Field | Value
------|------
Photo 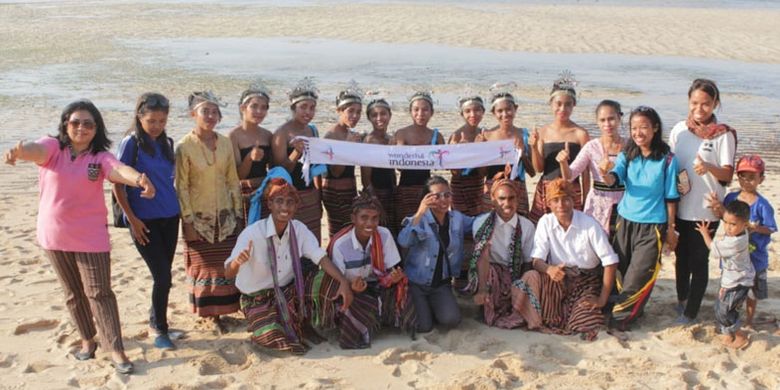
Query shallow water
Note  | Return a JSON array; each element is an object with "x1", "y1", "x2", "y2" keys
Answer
[{"x1": 1, "y1": 35, "x2": 779, "y2": 164}]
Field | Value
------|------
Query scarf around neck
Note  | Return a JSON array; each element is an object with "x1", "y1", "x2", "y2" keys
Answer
[{"x1": 463, "y1": 211, "x2": 524, "y2": 294}]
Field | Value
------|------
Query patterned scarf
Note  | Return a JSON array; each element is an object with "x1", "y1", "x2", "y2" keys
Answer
[
  {"x1": 463, "y1": 211, "x2": 524, "y2": 293},
  {"x1": 266, "y1": 222, "x2": 306, "y2": 342},
  {"x1": 327, "y1": 225, "x2": 409, "y2": 316},
  {"x1": 686, "y1": 114, "x2": 738, "y2": 149}
]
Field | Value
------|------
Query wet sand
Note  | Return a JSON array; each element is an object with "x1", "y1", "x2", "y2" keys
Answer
[{"x1": 1, "y1": 1, "x2": 780, "y2": 389}]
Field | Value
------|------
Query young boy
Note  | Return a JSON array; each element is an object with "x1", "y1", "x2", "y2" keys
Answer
[
  {"x1": 717, "y1": 155, "x2": 777, "y2": 329},
  {"x1": 696, "y1": 200, "x2": 754, "y2": 349}
]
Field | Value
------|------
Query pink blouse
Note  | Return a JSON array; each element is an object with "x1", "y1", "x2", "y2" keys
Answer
[
  {"x1": 36, "y1": 137, "x2": 121, "y2": 252},
  {"x1": 567, "y1": 138, "x2": 624, "y2": 232}
]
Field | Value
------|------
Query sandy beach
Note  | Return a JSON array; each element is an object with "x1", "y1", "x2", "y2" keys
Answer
[{"x1": 1, "y1": 1, "x2": 780, "y2": 389}]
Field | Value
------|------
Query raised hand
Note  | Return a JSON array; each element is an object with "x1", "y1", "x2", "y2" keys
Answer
[
  {"x1": 4, "y1": 140, "x2": 23, "y2": 166},
  {"x1": 233, "y1": 240, "x2": 254, "y2": 266},
  {"x1": 249, "y1": 141, "x2": 264, "y2": 161},
  {"x1": 556, "y1": 141, "x2": 570, "y2": 164}
]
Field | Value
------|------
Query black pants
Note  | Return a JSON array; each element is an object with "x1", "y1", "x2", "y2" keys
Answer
[
  {"x1": 675, "y1": 218, "x2": 719, "y2": 319},
  {"x1": 133, "y1": 215, "x2": 180, "y2": 334}
]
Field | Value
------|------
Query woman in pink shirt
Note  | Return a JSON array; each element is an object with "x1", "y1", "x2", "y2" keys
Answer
[{"x1": 4, "y1": 100, "x2": 155, "y2": 375}]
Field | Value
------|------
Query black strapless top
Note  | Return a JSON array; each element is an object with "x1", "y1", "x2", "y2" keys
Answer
[
  {"x1": 371, "y1": 167, "x2": 396, "y2": 189},
  {"x1": 326, "y1": 165, "x2": 355, "y2": 179},
  {"x1": 238, "y1": 145, "x2": 271, "y2": 180},
  {"x1": 542, "y1": 142, "x2": 581, "y2": 180}
]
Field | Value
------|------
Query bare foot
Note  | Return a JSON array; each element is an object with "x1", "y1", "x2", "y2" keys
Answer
[
  {"x1": 729, "y1": 330, "x2": 750, "y2": 349},
  {"x1": 719, "y1": 334, "x2": 735, "y2": 347}
]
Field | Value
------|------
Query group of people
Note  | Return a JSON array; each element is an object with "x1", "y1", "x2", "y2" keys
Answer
[{"x1": 4, "y1": 75, "x2": 776, "y2": 374}]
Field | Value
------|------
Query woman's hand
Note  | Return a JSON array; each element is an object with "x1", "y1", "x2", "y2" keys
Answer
[
  {"x1": 128, "y1": 216, "x2": 150, "y2": 246},
  {"x1": 4, "y1": 140, "x2": 23, "y2": 165},
  {"x1": 528, "y1": 127, "x2": 540, "y2": 149},
  {"x1": 182, "y1": 222, "x2": 202, "y2": 242},
  {"x1": 555, "y1": 142, "x2": 570, "y2": 164},
  {"x1": 137, "y1": 173, "x2": 156, "y2": 199},
  {"x1": 693, "y1": 154, "x2": 708, "y2": 176},
  {"x1": 249, "y1": 141, "x2": 265, "y2": 161},
  {"x1": 347, "y1": 131, "x2": 364, "y2": 143}
]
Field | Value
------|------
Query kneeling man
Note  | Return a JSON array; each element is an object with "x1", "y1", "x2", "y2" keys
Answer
[{"x1": 512, "y1": 178, "x2": 618, "y2": 339}]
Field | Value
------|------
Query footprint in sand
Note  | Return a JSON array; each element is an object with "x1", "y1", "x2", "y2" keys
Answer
[
  {"x1": 0, "y1": 353, "x2": 17, "y2": 368},
  {"x1": 14, "y1": 319, "x2": 59, "y2": 335},
  {"x1": 192, "y1": 346, "x2": 252, "y2": 376},
  {"x1": 22, "y1": 360, "x2": 55, "y2": 373}
]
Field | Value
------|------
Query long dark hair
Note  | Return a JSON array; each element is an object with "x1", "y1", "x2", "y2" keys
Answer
[
  {"x1": 623, "y1": 106, "x2": 669, "y2": 161},
  {"x1": 55, "y1": 99, "x2": 111, "y2": 154},
  {"x1": 127, "y1": 93, "x2": 174, "y2": 162}
]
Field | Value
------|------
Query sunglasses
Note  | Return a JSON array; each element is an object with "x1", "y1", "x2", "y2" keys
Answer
[{"x1": 67, "y1": 119, "x2": 96, "y2": 130}]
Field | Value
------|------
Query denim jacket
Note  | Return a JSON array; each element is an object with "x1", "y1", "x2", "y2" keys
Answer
[{"x1": 397, "y1": 209, "x2": 474, "y2": 286}]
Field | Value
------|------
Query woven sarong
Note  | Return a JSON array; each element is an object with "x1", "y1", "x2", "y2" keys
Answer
[
  {"x1": 372, "y1": 187, "x2": 397, "y2": 235},
  {"x1": 451, "y1": 173, "x2": 485, "y2": 217},
  {"x1": 321, "y1": 177, "x2": 357, "y2": 239},
  {"x1": 512, "y1": 267, "x2": 604, "y2": 340},
  {"x1": 240, "y1": 284, "x2": 308, "y2": 354},
  {"x1": 484, "y1": 263, "x2": 526, "y2": 329},
  {"x1": 296, "y1": 187, "x2": 323, "y2": 244},
  {"x1": 184, "y1": 235, "x2": 240, "y2": 317},
  {"x1": 394, "y1": 184, "x2": 425, "y2": 228}
]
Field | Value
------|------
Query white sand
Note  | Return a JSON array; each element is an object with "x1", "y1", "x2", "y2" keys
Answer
[{"x1": 1, "y1": 2, "x2": 780, "y2": 389}]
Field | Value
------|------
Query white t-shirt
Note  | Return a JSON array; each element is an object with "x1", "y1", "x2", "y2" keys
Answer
[
  {"x1": 225, "y1": 218, "x2": 326, "y2": 294},
  {"x1": 669, "y1": 121, "x2": 736, "y2": 221},
  {"x1": 531, "y1": 210, "x2": 619, "y2": 269},
  {"x1": 713, "y1": 234, "x2": 754, "y2": 289},
  {"x1": 330, "y1": 226, "x2": 401, "y2": 281},
  {"x1": 472, "y1": 213, "x2": 535, "y2": 265}
]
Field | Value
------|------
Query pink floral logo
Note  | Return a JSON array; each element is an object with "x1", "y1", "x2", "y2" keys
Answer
[
  {"x1": 322, "y1": 146, "x2": 335, "y2": 161},
  {"x1": 429, "y1": 149, "x2": 450, "y2": 167},
  {"x1": 499, "y1": 145, "x2": 512, "y2": 160}
]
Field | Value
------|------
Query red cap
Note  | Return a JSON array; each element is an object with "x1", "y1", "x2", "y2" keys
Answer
[{"x1": 736, "y1": 154, "x2": 765, "y2": 175}]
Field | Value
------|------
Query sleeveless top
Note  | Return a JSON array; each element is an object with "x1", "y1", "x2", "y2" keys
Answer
[
  {"x1": 485, "y1": 127, "x2": 530, "y2": 182},
  {"x1": 238, "y1": 145, "x2": 272, "y2": 179},
  {"x1": 543, "y1": 141, "x2": 581, "y2": 180},
  {"x1": 399, "y1": 128, "x2": 439, "y2": 186}
]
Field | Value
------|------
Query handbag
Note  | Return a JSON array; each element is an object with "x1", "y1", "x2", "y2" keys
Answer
[{"x1": 111, "y1": 136, "x2": 139, "y2": 228}]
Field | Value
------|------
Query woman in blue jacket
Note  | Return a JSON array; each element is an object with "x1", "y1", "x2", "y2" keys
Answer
[{"x1": 398, "y1": 176, "x2": 474, "y2": 333}]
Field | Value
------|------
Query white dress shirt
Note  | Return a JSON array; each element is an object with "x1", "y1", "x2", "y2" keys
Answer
[
  {"x1": 225, "y1": 217, "x2": 326, "y2": 294},
  {"x1": 531, "y1": 210, "x2": 619, "y2": 269},
  {"x1": 472, "y1": 213, "x2": 535, "y2": 266}
]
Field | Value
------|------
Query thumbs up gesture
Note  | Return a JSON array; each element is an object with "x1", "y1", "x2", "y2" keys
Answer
[
  {"x1": 249, "y1": 140, "x2": 264, "y2": 161},
  {"x1": 556, "y1": 141, "x2": 570, "y2": 164},
  {"x1": 693, "y1": 153, "x2": 708, "y2": 176},
  {"x1": 529, "y1": 127, "x2": 540, "y2": 148}
]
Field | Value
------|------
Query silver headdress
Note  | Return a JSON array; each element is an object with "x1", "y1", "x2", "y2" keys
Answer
[
  {"x1": 288, "y1": 76, "x2": 319, "y2": 106},
  {"x1": 488, "y1": 82, "x2": 518, "y2": 109},
  {"x1": 365, "y1": 90, "x2": 391, "y2": 113},
  {"x1": 240, "y1": 80, "x2": 271, "y2": 105},
  {"x1": 336, "y1": 80, "x2": 364, "y2": 109},
  {"x1": 189, "y1": 90, "x2": 227, "y2": 113},
  {"x1": 550, "y1": 70, "x2": 578, "y2": 102},
  {"x1": 457, "y1": 88, "x2": 484, "y2": 111},
  {"x1": 408, "y1": 89, "x2": 435, "y2": 111}
]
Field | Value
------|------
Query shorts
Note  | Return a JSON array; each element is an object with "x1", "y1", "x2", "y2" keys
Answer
[{"x1": 748, "y1": 269, "x2": 768, "y2": 300}]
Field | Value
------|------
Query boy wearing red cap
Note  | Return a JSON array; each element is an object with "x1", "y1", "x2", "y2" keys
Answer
[{"x1": 713, "y1": 154, "x2": 776, "y2": 329}]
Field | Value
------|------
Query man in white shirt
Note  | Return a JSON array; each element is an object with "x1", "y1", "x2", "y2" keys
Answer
[
  {"x1": 327, "y1": 192, "x2": 413, "y2": 349},
  {"x1": 511, "y1": 178, "x2": 618, "y2": 339},
  {"x1": 469, "y1": 178, "x2": 535, "y2": 329},
  {"x1": 224, "y1": 178, "x2": 352, "y2": 355}
]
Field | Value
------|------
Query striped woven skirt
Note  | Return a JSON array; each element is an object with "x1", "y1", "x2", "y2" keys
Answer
[
  {"x1": 483, "y1": 263, "x2": 526, "y2": 329},
  {"x1": 394, "y1": 184, "x2": 425, "y2": 228},
  {"x1": 240, "y1": 284, "x2": 309, "y2": 354},
  {"x1": 451, "y1": 173, "x2": 485, "y2": 217},
  {"x1": 322, "y1": 177, "x2": 358, "y2": 240},
  {"x1": 295, "y1": 187, "x2": 323, "y2": 244},
  {"x1": 482, "y1": 179, "x2": 530, "y2": 217},
  {"x1": 184, "y1": 235, "x2": 241, "y2": 317},
  {"x1": 372, "y1": 187, "x2": 397, "y2": 235},
  {"x1": 512, "y1": 267, "x2": 604, "y2": 340},
  {"x1": 528, "y1": 178, "x2": 583, "y2": 224}
]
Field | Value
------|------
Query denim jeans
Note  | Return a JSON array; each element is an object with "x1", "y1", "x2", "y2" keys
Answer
[{"x1": 409, "y1": 282, "x2": 461, "y2": 333}]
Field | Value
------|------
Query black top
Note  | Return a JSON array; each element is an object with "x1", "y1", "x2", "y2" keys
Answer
[
  {"x1": 238, "y1": 145, "x2": 271, "y2": 180},
  {"x1": 326, "y1": 165, "x2": 355, "y2": 179},
  {"x1": 287, "y1": 146, "x2": 309, "y2": 190},
  {"x1": 399, "y1": 169, "x2": 430, "y2": 186},
  {"x1": 542, "y1": 142, "x2": 581, "y2": 180},
  {"x1": 430, "y1": 213, "x2": 450, "y2": 287},
  {"x1": 371, "y1": 167, "x2": 396, "y2": 189}
]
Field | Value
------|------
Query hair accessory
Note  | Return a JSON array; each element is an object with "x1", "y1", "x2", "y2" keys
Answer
[
  {"x1": 336, "y1": 80, "x2": 364, "y2": 109},
  {"x1": 457, "y1": 87, "x2": 484, "y2": 111},
  {"x1": 489, "y1": 82, "x2": 518, "y2": 108},
  {"x1": 190, "y1": 90, "x2": 227, "y2": 112},
  {"x1": 241, "y1": 80, "x2": 271, "y2": 105},
  {"x1": 408, "y1": 89, "x2": 435, "y2": 110},
  {"x1": 553, "y1": 70, "x2": 578, "y2": 91},
  {"x1": 365, "y1": 90, "x2": 391, "y2": 112},
  {"x1": 288, "y1": 76, "x2": 320, "y2": 106}
]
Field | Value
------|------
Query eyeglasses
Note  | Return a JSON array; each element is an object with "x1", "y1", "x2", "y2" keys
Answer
[
  {"x1": 142, "y1": 95, "x2": 169, "y2": 109},
  {"x1": 67, "y1": 119, "x2": 96, "y2": 130},
  {"x1": 432, "y1": 191, "x2": 452, "y2": 200}
]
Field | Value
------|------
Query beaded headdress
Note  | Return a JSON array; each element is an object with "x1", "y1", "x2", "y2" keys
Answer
[
  {"x1": 489, "y1": 82, "x2": 518, "y2": 109},
  {"x1": 408, "y1": 89, "x2": 435, "y2": 111},
  {"x1": 457, "y1": 88, "x2": 484, "y2": 111},
  {"x1": 288, "y1": 76, "x2": 319, "y2": 106},
  {"x1": 550, "y1": 70, "x2": 578, "y2": 102},
  {"x1": 189, "y1": 90, "x2": 226, "y2": 113},
  {"x1": 240, "y1": 80, "x2": 271, "y2": 105},
  {"x1": 336, "y1": 80, "x2": 364, "y2": 109},
  {"x1": 365, "y1": 89, "x2": 392, "y2": 114}
]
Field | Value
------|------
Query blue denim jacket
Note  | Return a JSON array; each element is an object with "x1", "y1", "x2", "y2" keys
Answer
[{"x1": 397, "y1": 209, "x2": 474, "y2": 286}]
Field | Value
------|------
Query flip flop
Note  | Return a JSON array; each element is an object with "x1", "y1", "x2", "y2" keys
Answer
[{"x1": 73, "y1": 344, "x2": 97, "y2": 361}]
